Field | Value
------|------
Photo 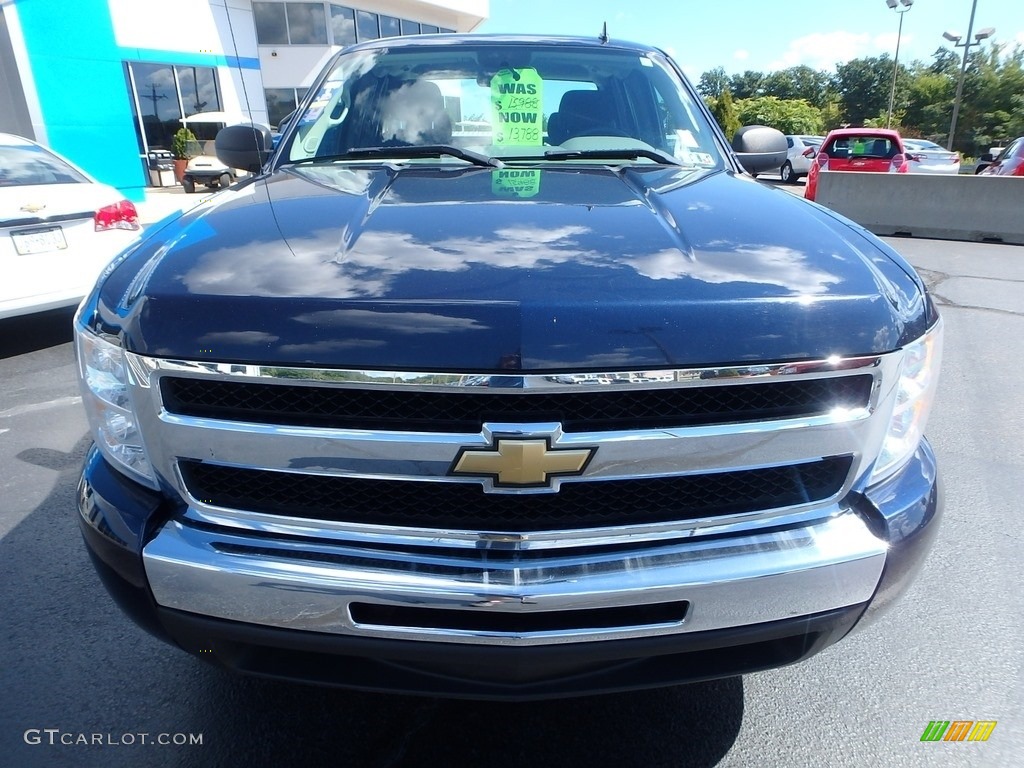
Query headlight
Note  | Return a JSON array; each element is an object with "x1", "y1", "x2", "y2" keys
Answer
[
  {"x1": 870, "y1": 319, "x2": 943, "y2": 484},
  {"x1": 76, "y1": 326, "x2": 158, "y2": 488}
]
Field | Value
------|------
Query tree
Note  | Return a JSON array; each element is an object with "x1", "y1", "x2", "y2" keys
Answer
[
  {"x1": 735, "y1": 96, "x2": 823, "y2": 135},
  {"x1": 763, "y1": 66, "x2": 833, "y2": 105},
  {"x1": 834, "y1": 55, "x2": 895, "y2": 126},
  {"x1": 697, "y1": 67, "x2": 729, "y2": 99},
  {"x1": 709, "y1": 88, "x2": 741, "y2": 140},
  {"x1": 729, "y1": 70, "x2": 766, "y2": 100}
]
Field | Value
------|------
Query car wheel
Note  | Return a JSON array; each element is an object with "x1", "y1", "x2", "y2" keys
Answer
[
  {"x1": 780, "y1": 161, "x2": 794, "y2": 184},
  {"x1": 182, "y1": 178, "x2": 196, "y2": 194},
  {"x1": 219, "y1": 173, "x2": 232, "y2": 188}
]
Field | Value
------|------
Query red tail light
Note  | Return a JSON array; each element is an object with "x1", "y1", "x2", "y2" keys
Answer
[
  {"x1": 95, "y1": 200, "x2": 140, "y2": 232},
  {"x1": 891, "y1": 154, "x2": 905, "y2": 169},
  {"x1": 816, "y1": 153, "x2": 829, "y2": 167}
]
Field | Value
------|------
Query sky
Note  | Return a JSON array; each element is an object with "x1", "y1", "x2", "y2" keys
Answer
[{"x1": 478, "y1": 0, "x2": 1024, "y2": 81}]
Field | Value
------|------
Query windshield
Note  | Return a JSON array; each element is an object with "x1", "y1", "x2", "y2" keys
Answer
[{"x1": 280, "y1": 41, "x2": 725, "y2": 170}]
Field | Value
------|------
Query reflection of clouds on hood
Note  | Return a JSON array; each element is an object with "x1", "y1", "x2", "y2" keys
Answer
[
  {"x1": 295, "y1": 309, "x2": 489, "y2": 334},
  {"x1": 180, "y1": 204, "x2": 841, "y2": 300},
  {"x1": 180, "y1": 225, "x2": 598, "y2": 298},
  {"x1": 626, "y1": 245, "x2": 840, "y2": 294}
]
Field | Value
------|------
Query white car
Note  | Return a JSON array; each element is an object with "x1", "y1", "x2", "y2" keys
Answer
[
  {"x1": 903, "y1": 139, "x2": 961, "y2": 175},
  {"x1": 779, "y1": 135, "x2": 823, "y2": 183},
  {"x1": 1, "y1": 133, "x2": 141, "y2": 320}
]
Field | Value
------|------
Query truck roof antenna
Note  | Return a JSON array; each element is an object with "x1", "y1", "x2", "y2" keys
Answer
[{"x1": 599, "y1": 22, "x2": 608, "y2": 44}]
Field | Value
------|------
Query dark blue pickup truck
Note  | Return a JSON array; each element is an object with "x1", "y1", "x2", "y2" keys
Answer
[{"x1": 74, "y1": 34, "x2": 942, "y2": 699}]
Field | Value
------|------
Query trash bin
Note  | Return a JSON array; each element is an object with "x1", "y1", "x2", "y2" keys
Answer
[{"x1": 147, "y1": 150, "x2": 175, "y2": 187}]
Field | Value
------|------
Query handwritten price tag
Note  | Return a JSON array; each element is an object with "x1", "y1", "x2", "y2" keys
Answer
[{"x1": 491, "y1": 68, "x2": 543, "y2": 146}]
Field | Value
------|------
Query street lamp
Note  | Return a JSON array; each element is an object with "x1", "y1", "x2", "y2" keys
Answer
[
  {"x1": 885, "y1": 0, "x2": 913, "y2": 130},
  {"x1": 943, "y1": 0, "x2": 995, "y2": 150}
]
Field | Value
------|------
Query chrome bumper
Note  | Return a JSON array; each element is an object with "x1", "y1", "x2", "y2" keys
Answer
[{"x1": 143, "y1": 509, "x2": 886, "y2": 647}]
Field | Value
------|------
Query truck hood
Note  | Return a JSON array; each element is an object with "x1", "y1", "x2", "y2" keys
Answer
[{"x1": 96, "y1": 164, "x2": 931, "y2": 370}]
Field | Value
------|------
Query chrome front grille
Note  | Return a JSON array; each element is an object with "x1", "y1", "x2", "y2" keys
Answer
[{"x1": 126, "y1": 354, "x2": 898, "y2": 547}]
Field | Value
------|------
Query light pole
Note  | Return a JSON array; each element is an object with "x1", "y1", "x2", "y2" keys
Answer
[
  {"x1": 943, "y1": 0, "x2": 995, "y2": 150},
  {"x1": 885, "y1": 0, "x2": 913, "y2": 130}
]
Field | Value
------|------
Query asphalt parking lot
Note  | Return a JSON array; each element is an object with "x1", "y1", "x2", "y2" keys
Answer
[{"x1": 0, "y1": 234, "x2": 1020, "y2": 768}]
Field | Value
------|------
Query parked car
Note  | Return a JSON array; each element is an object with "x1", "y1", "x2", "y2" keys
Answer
[
  {"x1": 805, "y1": 128, "x2": 910, "y2": 201},
  {"x1": 73, "y1": 34, "x2": 942, "y2": 700},
  {"x1": 0, "y1": 132, "x2": 140, "y2": 320},
  {"x1": 902, "y1": 139, "x2": 961, "y2": 175},
  {"x1": 979, "y1": 137, "x2": 1024, "y2": 176},
  {"x1": 779, "y1": 134, "x2": 823, "y2": 183}
]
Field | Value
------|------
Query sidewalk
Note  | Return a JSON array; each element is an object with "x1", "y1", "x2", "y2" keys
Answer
[{"x1": 136, "y1": 185, "x2": 204, "y2": 227}]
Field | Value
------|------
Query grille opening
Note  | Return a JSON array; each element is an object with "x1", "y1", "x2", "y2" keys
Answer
[
  {"x1": 161, "y1": 375, "x2": 873, "y2": 433},
  {"x1": 179, "y1": 456, "x2": 852, "y2": 532},
  {"x1": 349, "y1": 601, "x2": 689, "y2": 633}
]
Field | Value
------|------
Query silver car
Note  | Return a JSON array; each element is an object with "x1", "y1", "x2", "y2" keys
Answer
[
  {"x1": 903, "y1": 139, "x2": 961, "y2": 175},
  {"x1": 780, "y1": 135, "x2": 823, "y2": 183}
]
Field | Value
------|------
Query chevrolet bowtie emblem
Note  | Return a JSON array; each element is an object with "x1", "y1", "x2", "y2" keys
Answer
[
  {"x1": 20, "y1": 202, "x2": 46, "y2": 213},
  {"x1": 450, "y1": 437, "x2": 595, "y2": 489}
]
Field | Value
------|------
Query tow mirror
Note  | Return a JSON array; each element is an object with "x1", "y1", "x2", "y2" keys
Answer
[
  {"x1": 216, "y1": 124, "x2": 274, "y2": 174},
  {"x1": 732, "y1": 126, "x2": 788, "y2": 175}
]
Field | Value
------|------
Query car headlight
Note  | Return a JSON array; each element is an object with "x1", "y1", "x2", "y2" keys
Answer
[
  {"x1": 76, "y1": 326, "x2": 158, "y2": 488},
  {"x1": 870, "y1": 319, "x2": 943, "y2": 484}
]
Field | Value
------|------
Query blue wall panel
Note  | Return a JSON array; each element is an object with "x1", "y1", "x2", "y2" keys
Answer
[
  {"x1": 16, "y1": 0, "x2": 147, "y2": 198},
  {"x1": 14, "y1": 1, "x2": 262, "y2": 201}
]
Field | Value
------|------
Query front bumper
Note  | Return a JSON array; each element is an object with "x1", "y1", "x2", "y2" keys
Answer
[{"x1": 77, "y1": 439, "x2": 941, "y2": 698}]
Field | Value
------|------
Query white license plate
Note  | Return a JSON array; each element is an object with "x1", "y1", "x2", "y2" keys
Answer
[{"x1": 11, "y1": 226, "x2": 68, "y2": 255}]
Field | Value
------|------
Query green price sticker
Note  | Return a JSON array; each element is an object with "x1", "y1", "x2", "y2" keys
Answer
[{"x1": 491, "y1": 68, "x2": 543, "y2": 146}]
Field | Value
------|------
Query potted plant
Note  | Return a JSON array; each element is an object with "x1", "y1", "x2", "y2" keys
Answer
[{"x1": 171, "y1": 127, "x2": 198, "y2": 182}]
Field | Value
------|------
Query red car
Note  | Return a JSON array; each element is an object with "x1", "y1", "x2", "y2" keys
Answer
[
  {"x1": 804, "y1": 128, "x2": 911, "y2": 201},
  {"x1": 980, "y1": 136, "x2": 1024, "y2": 176}
]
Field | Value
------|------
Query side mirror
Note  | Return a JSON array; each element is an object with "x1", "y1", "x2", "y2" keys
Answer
[
  {"x1": 732, "y1": 125, "x2": 788, "y2": 175},
  {"x1": 216, "y1": 123, "x2": 274, "y2": 173},
  {"x1": 802, "y1": 147, "x2": 816, "y2": 157},
  {"x1": 979, "y1": 152, "x2": 994, "y2": 162}
]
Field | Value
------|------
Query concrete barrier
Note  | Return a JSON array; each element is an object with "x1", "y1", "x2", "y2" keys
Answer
[{"x1": 814, "y1": 172, "x2": 1024, "y2": 245}]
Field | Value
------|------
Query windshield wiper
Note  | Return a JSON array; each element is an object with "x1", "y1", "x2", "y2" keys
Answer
[
  {"x1": 538, "y1": 148, "x2": 684, "y2": 166},
  {"x1": 294, "y1": 145, "x2": 503, "y2": 168}
]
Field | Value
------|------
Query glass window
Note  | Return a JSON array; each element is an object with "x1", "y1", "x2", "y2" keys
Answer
[
  {"x1": 400, "y1": 19, "x2": 420, "y2": 36},
  {"x1": 0, "y1": 141, "x2": 88, "y2": 186},
  {"x1": 356, "y1": 10, "x2": 378, "y2": 41},
  {"x1": 176, "y1": 66, "x2": 221, "y2": 116},
  {"x1": 440, "y1": 28, "x2": 455, "y2": 34},
  {"x1": 379, "y1": 15, "x2": 400, "y2": 39},
  {"x1": 286, "y1": 2, "x2": 328, "y2": 44},
  {"x1": 130, "y1": 62, "x2": 180, "y2": 152},
  {"x1": 330, "y1": 5, "x2": 357, "y2": 45},
  {"x1": 253, "y1": 2, "x2": 288, "y2": 45},
  {"x1": 265, "y1": 88, "x2": 298, "y2": 128},
  {"x1": 421, "y1": 24, "x2": 439, "y2": 35}
]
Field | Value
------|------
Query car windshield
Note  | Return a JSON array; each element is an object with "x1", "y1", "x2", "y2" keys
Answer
[
  {"x1": 280, "y1": 41, "x2": 725, "y2": 170},
  {"x1": 0, "y1": 142, "x2": 88, "y2": 187}
]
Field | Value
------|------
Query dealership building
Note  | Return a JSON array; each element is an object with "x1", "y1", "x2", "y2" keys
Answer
[{"x1": 0, "y1": 0, "x2": 488, "y2": 199}]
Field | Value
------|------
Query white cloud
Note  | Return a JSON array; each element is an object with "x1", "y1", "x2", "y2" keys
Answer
[
  {"x1": 1016, "y1": 30, "x2": 1024, "y2": 47},
  {"x1": 734, "y1": 49, "x2": 750, "y2": 61},
  {"x1": 769, "y1": 31, "x2": 876, "y2": 71}
]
